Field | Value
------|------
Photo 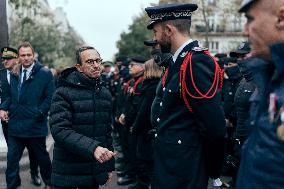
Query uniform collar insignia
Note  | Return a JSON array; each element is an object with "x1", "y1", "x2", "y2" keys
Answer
[{"x1": 180, "y1": 51, "x2": 188, "y2": 58}]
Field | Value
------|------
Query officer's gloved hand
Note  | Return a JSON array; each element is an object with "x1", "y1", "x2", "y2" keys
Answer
[{"x1": 151, "y1": 49, "x2": 172, "y2": 67}]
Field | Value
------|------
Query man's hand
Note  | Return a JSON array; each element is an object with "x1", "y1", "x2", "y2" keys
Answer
[
  {"x1": 118, "y1": 114, "x2": 126, "y2": 125},
  {"x1": 104, "y1": 172, "x2": 113, "y2": 186},
  {"x1": 94, "y1": 146, "x2": 116, "y2": 163},
  {"x1": 0, "y1": 110, "x2": 8, "y2": 122}
]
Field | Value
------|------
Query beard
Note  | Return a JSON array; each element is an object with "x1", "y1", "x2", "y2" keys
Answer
[
  {"x1": 159, "y1": 32, "x2": 172, "y2": 53},
  {"x1": 160, "y1": 42, "x2": 171, "y2": 53}
]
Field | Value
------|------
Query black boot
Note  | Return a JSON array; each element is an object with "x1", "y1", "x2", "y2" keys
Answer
[{"x1": 31, "y1": 172, "x2": 42, "y2": 186}]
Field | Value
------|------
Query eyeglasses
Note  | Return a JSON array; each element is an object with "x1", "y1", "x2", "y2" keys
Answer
[{"x1": 84, "y1": 58, "x2": 103, "y2": 65}]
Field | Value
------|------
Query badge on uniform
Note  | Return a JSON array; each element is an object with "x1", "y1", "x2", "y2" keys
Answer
[
  {"x1": 268, "y1": 93, "x2": 277, "y2": 123},
  {"x1": 268, "y1": 93, "x2": 284, "y2": 141},
  {"x1": 180, "y1": 51, "x2": 188, "y2": 58},
  {"x1": 192, "y1": 47, "x2": 208, "y2": 52},
  {"x1": 277, "y1": 107, "x2": 284, "y2": 141}
]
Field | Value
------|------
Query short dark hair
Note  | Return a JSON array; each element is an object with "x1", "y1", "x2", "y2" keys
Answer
[
  {"x1": 162, "y1": 19, "x2": 191, "y2": 34},
  {"x1": 18, "y1": 41, "x2": 35, "y2": 55},
  {"x1": 75, "y1": 46, "x2": 100, "y2": 65}
]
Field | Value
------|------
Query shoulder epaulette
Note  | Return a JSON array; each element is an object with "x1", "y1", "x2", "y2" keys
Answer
[{"x1": 192, "y1": 47, "x2": 208, "y2": 52}]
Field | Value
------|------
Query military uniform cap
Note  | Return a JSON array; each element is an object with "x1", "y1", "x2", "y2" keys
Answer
[
  {"x1": 230, "y1": 42, "x2": 251, "y2": 57},
  {"x1": 131, "y1": 57, "x2": 148, "y2": 64},
  {"x1": 239, "y1": 0, "x2": 257, "y2": 12},
  {"x1": 116, "y1": 55, "x2": 127, "y2": 62},
  {"x1": 102, "y1": 61, "x2": 114, "y2": 67},
  {"x1": 214, "y1": 53, "x2": 227, "y2": 59},
  {"x1": 145, "y1": 3, "x2": 198, "y2": 29},
  {"x1": 1, "y1": 47, "x2": 18, "y2": 60},
  {"x1": 122, "y1": 58, "x2": 131, "y2": 66},
  {"x1": 221, "y1": 57, "x2": 238, "y2": 65},
  {"x1": 144, "y1": 40, "x2": 157, "y2": 47}
]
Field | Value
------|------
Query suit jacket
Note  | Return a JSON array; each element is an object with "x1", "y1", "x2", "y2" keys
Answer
[{"x1": 0, "y1": 62, "x2": 55, "y2": 137}]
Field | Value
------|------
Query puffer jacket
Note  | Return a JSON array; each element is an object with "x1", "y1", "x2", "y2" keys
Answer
[{"x1": 49, "y1": 67, "x2": 114, "y2": 188}]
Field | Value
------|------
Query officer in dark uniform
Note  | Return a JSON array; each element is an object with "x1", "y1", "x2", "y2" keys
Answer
[
  {"x1": 145, "y1": 3, "x2": 226, "y2": 189},
  {"x1": 101, "y1": 61, "x2": 115, "y2": 95},
  {"x1": 237, "y1": 1, "x2": 284, "y2": 188},
  {"x1": 225, "y1": 56, "x2": 256, "y2": 188},
  {"x1": 223, "y1": 42, "x2": 250, "y2": 126},
  {"x1": 117, "y1": 57, "x2": 146, "y2": 186},
  {"x1": 0, "y1": 47, "x2": 18, "y2": 140},
  {"x1": 0, "y1": 47, "x2": 41, "y2": 187},
  {"x1": 221, "y1": 43, "x2": 249, "y2": 168},
  {"x1": 113, "y1": 56, "x2": 131, "y2": 178},
  {"x1": 222, "y1": 57, "x2": 241, "y2": 126},
  {"x1": 222, "y1": 43, "x2": 251, "y2": 187}
]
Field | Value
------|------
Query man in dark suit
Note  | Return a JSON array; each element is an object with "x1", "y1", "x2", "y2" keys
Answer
[
  {"x1": 0, "y1": 42, "x2": 54, "y2": 189},
  {"x1": 145, "y1": 3, "x2": 226, "y2": 189},
  {"x1": 0, "y1": 47, "x2": 41, "y2": 187}
]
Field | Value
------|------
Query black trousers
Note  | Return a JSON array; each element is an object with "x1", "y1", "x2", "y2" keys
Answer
[
  {"x1": 6, "y1": 136, "x2": 52, "y2": 189},
  {"x1": 127, "y1": 133, "x2": 138, "y2": 178},
  {"x1": 2, "y1": 121, "x2": 39, "y2": 176}
]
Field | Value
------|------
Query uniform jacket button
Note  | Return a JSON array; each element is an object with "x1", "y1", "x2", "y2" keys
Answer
[
  {"x1": 155, "y1": 134, "x2": 158, "y2": 138},
  {"x1": 178, "y1": 140, "x2": 182, "y2": 144},
  {"x1": 160, "y1": 102, "x2": 163, "y2": 106},
  {"x1": 157, "y1": 118, "x2": 160, "y2": 122},
  {"x1": 163, "y1": 87, "x2": 166, "y2": 91}
]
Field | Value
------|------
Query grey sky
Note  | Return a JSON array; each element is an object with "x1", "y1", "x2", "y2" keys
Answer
[{"x1": 48, "y1": 0, "x2": 159, "y2": 61}]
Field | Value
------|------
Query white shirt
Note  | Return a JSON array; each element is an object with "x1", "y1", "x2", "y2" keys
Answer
[
  {"x1": 172, "y1": 38, "x2": 193, "y2": 63},
  {"x1": 6, "y1": 70, "x2": 11, "y2": 84},
  {"x1": 21, "y1": 63, "x2": 34, "y2": 84}
]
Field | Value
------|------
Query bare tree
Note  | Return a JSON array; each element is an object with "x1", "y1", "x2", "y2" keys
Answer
[
  {"x1": 0, "y1": 0, "x2": 9, "y2": 49},
  {"x1": 200, "y1": 0, "x2": 209, "y2": 47}
]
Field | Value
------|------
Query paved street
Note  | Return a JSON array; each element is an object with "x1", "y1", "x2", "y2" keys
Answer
[
  {"x1": 0, "y1": 142, "x2": 229, "y2": 189},
  {"x1": 0, "y1": 169, "x2": 126, "y2": 189},
  {"x1": 0, "y1": 168, "x2": 228, "y2": 189}
]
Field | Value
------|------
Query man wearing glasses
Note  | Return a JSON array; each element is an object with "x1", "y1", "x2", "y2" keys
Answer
[{"x1": 49, "y1": 46, "x2": 115, "y2": 189}]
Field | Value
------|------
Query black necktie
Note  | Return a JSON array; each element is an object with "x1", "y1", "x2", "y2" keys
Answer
[{"x1": 22, "y1": 69, "x2": 27, "y2": 83}]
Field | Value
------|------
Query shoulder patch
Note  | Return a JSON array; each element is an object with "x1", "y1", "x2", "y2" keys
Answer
[{"x1": 192, "y1": 47, "x2": 208, "y2": 52}]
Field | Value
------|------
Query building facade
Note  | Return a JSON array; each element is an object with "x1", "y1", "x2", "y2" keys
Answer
[{"x1": 159, "y1": 0, "x2": 246, "y2": 54}]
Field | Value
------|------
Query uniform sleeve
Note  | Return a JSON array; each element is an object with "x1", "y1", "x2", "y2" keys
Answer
[
  {"x1": 124, "y1": 95, "x2": 138, "y2": 127},
  {"x1": 187, "y1": 52, "x2": 226, "y2": 178},
  {"x1": 49, "y1": 88, "x2": 101, "y2": 161},
  {"x1": 132, "y1": 91, "x2": 155, "y2": 134}
]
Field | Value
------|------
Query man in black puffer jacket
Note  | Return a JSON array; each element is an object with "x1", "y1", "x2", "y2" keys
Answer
[{"x1": 49, "y1": 46, "x2": 115, "y2": 189}]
